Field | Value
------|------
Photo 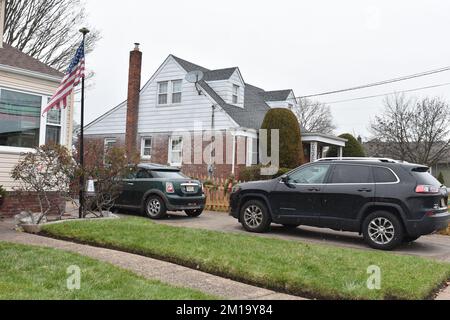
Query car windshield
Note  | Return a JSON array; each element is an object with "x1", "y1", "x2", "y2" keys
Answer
[{"x1": 151, "y1": 170, "x2": 188, "y2": 179}]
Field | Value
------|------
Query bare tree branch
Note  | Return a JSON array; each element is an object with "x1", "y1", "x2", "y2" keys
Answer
[
  {"x1": 293, "y1": 98, "x2": 336, "y2": 134},
  {"x1": 4, "y1": 0, "x2": 100, "y2": 71},
  {"x1": 370, "y1": 94, "x2": 450, "y2": 166}
]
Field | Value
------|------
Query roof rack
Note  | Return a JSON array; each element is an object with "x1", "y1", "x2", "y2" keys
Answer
[{"x1": 316, "y1": 157, "x2": 400, "y2": 164}]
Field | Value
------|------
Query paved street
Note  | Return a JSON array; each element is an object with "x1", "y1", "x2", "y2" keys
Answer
[{"x1": 143, "y1": 211, "x2": 450, "y2": 263}]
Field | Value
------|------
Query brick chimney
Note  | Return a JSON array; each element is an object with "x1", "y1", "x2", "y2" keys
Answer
[
  {"x1": 125, "y1": 43, "x2": 142, "y2": 158},
  {"x1": 0, "y1": 0, "x2": 5, "y2": 48}
]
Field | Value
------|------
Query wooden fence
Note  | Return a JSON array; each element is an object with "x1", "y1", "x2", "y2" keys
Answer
[{"x1": 186, "y1": 174, "x2": 241, "y2": 213}]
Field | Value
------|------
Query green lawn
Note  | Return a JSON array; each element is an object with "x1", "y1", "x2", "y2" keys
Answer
[
  {"x1": 41, "y1": 217, "x2": 450, "y2": 300},
  {"x1": 0, "y1": 242, "x2": 214, "y2": 300}
]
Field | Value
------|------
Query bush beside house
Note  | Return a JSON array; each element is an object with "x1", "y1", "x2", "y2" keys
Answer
[
  {"x1": 438, "y1": 172, "x2": 446, "y2": 186},
  {"x1": 328, "y1": 133, "x2": 366, "y2": 157},
  {"x1": 261, "y1": 109, "x2": 304, "y2": 169},
  {"x1": 11, "y1": 145, "x2": 76, "y2": 224}
]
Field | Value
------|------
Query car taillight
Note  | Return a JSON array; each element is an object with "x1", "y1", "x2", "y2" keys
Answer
[
  {"x1": 415, "y1": 185, "x2": 440, "y2": 194},
  {"x1": 166, "y1": 182, "x2": 175, "y2": 193}
]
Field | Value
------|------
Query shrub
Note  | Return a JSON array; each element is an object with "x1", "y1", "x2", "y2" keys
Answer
[
  {"x1": 438, "y1": 172, "x2": 446, "y2": 186},
  {"x1": 328, "y1": 133, "x2": 366, "y2": 157},
  {"x1": 80, "y1": 144, "x2": 137, "y2": 217},
  {"x1": 11, "y1": 144, "x2": 77, "y2": 224},
  {"x1": 261, "y1": 109, "x2": 304, "y2": 168},
  {"x1": 0, "y1": 185, "x2": 6, "y2": 199}
]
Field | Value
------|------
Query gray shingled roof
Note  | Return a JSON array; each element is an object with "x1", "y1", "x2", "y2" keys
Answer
[
  {"x1": 0, "y1": 43, "x2": 63, "y2": 78},
  {"x1": 203, "y1": 68, "x2": 238, "y2": 81},
  {"x1": 197, "y1": 81, "x2": 271, "y2": 129},
  {"x1": 262, "y1": 90, "x2": 293, "y2": 102},
  {"x1": 171, "y1": 56, "x2": 238, "y2": 81},
  {"x1": 171, "y1": 55, "x2": 209, "y2": 73},
  {"x1": 172, "y1": 55, "x2": 292, "y2": 129}
]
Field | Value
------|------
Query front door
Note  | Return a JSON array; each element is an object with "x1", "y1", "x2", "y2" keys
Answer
[
  {"x1": 321, "y1": 164, "x2": 375, "y2": 230},
  {"x1": 270, "y1": 164, "x2": 331, "y2": 225}
]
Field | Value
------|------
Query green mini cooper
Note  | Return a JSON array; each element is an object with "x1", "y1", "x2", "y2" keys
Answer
[{"x1": 115, "y1": 164, "x2": 206, "y2": 219}]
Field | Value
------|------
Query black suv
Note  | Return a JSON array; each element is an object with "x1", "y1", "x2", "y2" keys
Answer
[{"x1": 230, "y1": 158, "x2": 450, "y2": 250}]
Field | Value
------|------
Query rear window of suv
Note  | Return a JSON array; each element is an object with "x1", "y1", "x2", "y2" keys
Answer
[
  {"x1": 330, "y1": 164, "x2": 373, "y2": 184},
  {"x1": 373, "y1": 167, "x2": 398, "y2": 183},
  {"x1": 411, "y1": 167, "x2": 441, "y2": 186}
]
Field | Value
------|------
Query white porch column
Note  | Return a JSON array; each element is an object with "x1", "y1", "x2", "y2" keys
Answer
[
  {"x1": 338, "y1": 146, "x2": 344, "y2": 159},
  {"x1": 310, "y1": 142, "x2": 319, "y2": 162}
]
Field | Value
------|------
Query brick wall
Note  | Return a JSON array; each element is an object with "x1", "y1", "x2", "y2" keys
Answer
[
  {"x1": 85, "y1": 131, "x2": 250, "y2": 180},
  {"x1": 0, "y1": 192, "x2": 66, "y2": 218}
]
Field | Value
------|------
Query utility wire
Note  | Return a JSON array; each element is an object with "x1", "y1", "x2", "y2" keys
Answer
[
  {"x1": 298, "y1": 65, "x2": 450, "y2": 99},
  {"x1": 323, "y1": 82, "x2": 450, "y2": 105}
]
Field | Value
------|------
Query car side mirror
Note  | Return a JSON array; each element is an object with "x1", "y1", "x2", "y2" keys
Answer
[{"x1": 281, "y1": 175, "x2": 289, "y2": 184}]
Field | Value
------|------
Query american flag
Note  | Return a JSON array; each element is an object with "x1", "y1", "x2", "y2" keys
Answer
[{"x1": 42, "y1": 41, "x2": 85, "y2": 115}]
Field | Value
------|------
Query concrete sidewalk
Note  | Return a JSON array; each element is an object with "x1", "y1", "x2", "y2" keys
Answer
[{"x1": 0, "y1": 219, "x2": 302, "y2": 300}]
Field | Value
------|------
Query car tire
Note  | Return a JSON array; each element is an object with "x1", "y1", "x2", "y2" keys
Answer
[
  {"x1": 144, "y1": 195, "x2": 167, "y2": 220},
  {"x1": 240, "y1": 200, "x2": 271, "y2": 233},
  {"x1": 403, "y1": 236, "x2": 420, "y2": 243},
  {"x1": 362, "y1": 211, "x2": 404, "y2": 250},
  {"x1": 185, "y1": 209, "x2": 204, "y2": 217}
]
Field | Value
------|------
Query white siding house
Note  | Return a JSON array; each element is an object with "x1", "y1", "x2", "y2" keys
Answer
[
  {"x1": 84, "y1": 50, "x2": 345, "y2": 177},
  {"x1": 0, "y1": 42, "x2": 74, "y2": 191}
]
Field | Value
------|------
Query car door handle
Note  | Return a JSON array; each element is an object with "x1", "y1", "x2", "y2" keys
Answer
[
  {"x1": 307, "y1": 188, "x2": 321, "y2": 192},
  {"x1": 126, "y1": 183, "x2": 135, "y2": 186},
  {"x1": 358, "y1": 188, "x2": 372, "y2": 193}
]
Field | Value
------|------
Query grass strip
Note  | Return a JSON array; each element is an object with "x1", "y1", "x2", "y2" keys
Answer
[{"x1": 41, "y1": 217, "x2": 450, "y2": 300}]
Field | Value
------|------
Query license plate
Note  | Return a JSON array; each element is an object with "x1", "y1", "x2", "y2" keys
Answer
[{"x1": 186, "y1": 186, "x2": 195, "y2": 192}]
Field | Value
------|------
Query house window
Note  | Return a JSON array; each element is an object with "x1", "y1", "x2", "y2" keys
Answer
[
  {"x1": 232, "y1": 84, "x2": 239, "y2": 104},
  {"x1": 158, "y1": 81, "x2": 168, "y2": 105},
  {"x1": 0, "y1": 88, "x2": 42, "y2": 148},
  {"x1": 246, "y1": 137, "x2": 258, "y2": 166},
  {"x1": 252, "y1": 138, "x2": 258, "y2": 165},
  {"x1": 46, "y1": 108, "x2": 62, "y2": 145},
  {"x1": 141, "y1": 137, "x2": 153, "y2": 159},
  {"x1": 172, "y1": 80, "x2": 182, "y2": 104},
  {"x1": 169, "y1": 136, "x2": 183, "y2": 166},
  {"x1": 104, "y1": 138, "x2": 116, "y2": 153}
]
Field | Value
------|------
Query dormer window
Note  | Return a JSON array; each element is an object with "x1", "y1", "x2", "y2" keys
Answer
[{"x1": 232, "y1": 84, "x2": 239, "y2": 104}]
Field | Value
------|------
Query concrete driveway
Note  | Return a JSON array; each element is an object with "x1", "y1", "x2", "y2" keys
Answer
[{"x1": 134, "y1": 211, "x2": 450, "y2": 262}]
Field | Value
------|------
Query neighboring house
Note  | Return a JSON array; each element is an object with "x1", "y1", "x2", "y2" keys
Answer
[
  {"x1": 84, "y1": 44, "x2": 345, "y2": 178},
  {"x1": 0, "y1": 0, "x2": 74, "y2": 215}
]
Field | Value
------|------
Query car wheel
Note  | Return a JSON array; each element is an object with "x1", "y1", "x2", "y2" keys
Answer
[
  {"x1": 403, "y1": 236, "x2": 420, "y2": 243},
  {"x1": 240, "y1": 200, "x2": 271, "y2": 233},
  {"x1": 282, "y1": 224, "x2": 301, "y2": 229},
  {"x1": 145, "y1": 195, "x2": 167, "y2": 220},
  {"x1": 362, "y1": 211, "x2": 404, "y2": 250},
  {"x1": 185, "y1": 209, "x2": 204, "y2": 217}
]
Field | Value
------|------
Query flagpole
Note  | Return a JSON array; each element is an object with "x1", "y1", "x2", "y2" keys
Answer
[{"x1": 79, "y1": 27, "x2": 89, "y2": 219}]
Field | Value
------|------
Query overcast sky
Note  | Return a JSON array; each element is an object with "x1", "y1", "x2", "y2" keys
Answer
[{"x1": 79, "y1": 0, "x2": 450, "y2": 138}]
